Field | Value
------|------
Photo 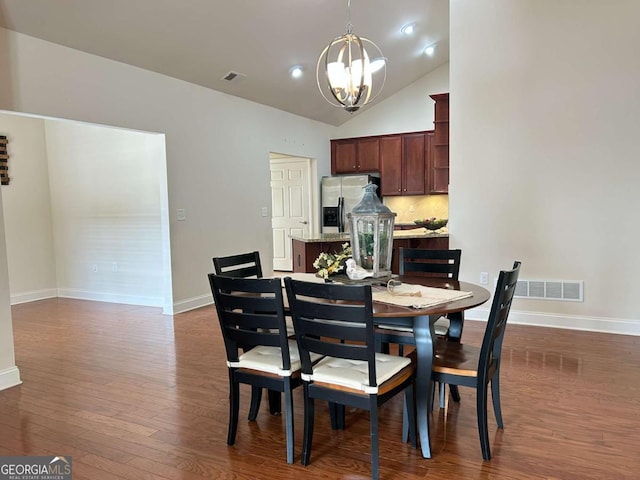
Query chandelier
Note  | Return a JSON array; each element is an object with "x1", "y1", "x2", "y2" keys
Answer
[{"x1": 316, "y1": 0, "x2": 386, "y2": 113}]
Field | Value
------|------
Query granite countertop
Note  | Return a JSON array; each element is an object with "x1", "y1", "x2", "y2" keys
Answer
[{"x1": 291, "y1": 228, "x2": 448, "y2": 243}]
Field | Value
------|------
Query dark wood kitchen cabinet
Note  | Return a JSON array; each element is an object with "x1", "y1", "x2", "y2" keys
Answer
[
  {"x1": 292, "y1": 239, "x2": 346, "y2": 273},
  {"x1": 292, "y1": 235, "x2": 449, "y2": 274},
  {"x1": 379, "y1": 132, "x2": 427, "y2": 196},
  {"x1": 429, "y1": 93, "x2": 450, "y2": 193},
  {"x1": 331, "y1": 137, "x2": 379, "y2": 174}
]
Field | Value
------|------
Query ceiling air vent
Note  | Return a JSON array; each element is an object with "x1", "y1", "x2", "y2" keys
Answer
[
  {"x1": 221, "y1": 71, "x2": 247, "y2": 83},
  {"x1": 514, "y1": 279, "x2": 583, "y2": 302}
]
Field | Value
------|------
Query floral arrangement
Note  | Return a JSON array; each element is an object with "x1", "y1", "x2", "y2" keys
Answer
[{"x1": 313, "y1": 242, "x2": 352, "y2": 279}]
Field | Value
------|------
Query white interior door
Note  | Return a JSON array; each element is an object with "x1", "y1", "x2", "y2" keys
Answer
[{"x1": 270, "y1": 157, "x2": 312, "y2": 271}]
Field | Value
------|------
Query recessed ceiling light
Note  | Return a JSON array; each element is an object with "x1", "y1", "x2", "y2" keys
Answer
[
  {"x1": 401, "y1": 23, "x2": 416, "y2": 35},
  {"x1": 424, "y1": 45, "x2": 435, "y2": 56},
  {"x1": 289, "y1": 65, "x2": 304, "y2": 79}
]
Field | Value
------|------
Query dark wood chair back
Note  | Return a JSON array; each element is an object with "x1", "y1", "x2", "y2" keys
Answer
[
  {"x1": 399, "y1": 248, "x2": 462, "y2": 278},
  {"x1": 212, "y1": 251, "x2": 263, "y2": 279},
  {"x1": 209, "y1": 274, "x2": 289, "y2": 365},
  {"x1": 284, "y1": 278, "x2": 376, "y2": 385},
  {"x1": 478, "y1": 261, "x2": 521, "y2": 381}
]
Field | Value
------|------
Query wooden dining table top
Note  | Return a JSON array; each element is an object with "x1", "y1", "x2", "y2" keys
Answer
[
  {"x1": 370, "y1": 276, "x2": 491, "y2": 318},
  {"x1": 275, "y1": 272, "x2": 491, "y2": 318}
]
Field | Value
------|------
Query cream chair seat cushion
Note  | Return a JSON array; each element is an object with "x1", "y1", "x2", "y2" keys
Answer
[
  {"x1": 302, "y1": 353, "x2": 411, "y2": 394},
  {"x1": 227, "y1": 340, "x2": 321, "y2": 377}
]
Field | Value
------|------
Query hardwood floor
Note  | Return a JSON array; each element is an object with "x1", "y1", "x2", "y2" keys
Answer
[{"x1": 1, "y1": 298, "x2": 639, "y2": 479}]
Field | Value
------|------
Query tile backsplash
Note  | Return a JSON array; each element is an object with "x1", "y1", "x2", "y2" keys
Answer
[{"x1": 383, "y1": 195, "x2": 449, "y2": 224}]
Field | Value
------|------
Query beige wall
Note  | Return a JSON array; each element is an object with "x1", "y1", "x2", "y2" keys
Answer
[
  {"x1": 449, "y1": 0, "x2": 640, "y2": 332},
  {"x1": 332, "y1": 62, "x2": 449, "y2": 138},
  {"x1": 0, "y1": 187, "x2": 21, "y2": 390},
  {"x1": 0, "y1": 27, "x2": 333, "y2": 315},
  {"x1": 45, "y1": 120, "x2": 168, "y2": 306},
  {"x1": 0, "y1": 114, "x2": 57, "y2": 302},
  {"x1": 0, "y1": 114, "x2": 169, "y2": 308}
]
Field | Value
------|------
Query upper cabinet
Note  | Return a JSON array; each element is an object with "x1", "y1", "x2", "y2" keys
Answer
[
  {"x1": 331, "y1": 137, "x2": 380, "y2": 174},
  {"x1": 330, "y1": 98, "x2": 450, "y2": 195},
  {"x1": 379, "y1": 132, "x2": 427, "y2": 196},
  {"x1": 429, "y1": 93, "x2": 450, "y2": 194}
]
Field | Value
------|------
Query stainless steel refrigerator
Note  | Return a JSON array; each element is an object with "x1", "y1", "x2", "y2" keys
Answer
[{"x1": 321, "y1": 174, "x2": 380, "y2": 233}]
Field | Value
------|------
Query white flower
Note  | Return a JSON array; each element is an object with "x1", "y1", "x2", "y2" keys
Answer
[{"x1": 313, "y1": 243, "x2": 352, "y2": 279}]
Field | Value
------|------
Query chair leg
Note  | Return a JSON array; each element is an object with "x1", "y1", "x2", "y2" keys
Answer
[
  {"x1": 491, "y1": 373, "x2": 504, "y2": 429},
  {"x1": 329, "y1": 402, "x2": 345, "y2": 430},
  {"x1": 302, "y1": 384, "x2": 314, "y2": 466},
  {"x1": 283, "y1": 380, "x2": 295, "y2": 464},
  {"x1": 369, "y1": 399, "x2": 380, "y2": 480},
  {"x1": 477, "y1": 383, "x2": 491, "y2": 460},
  {"x1": 447, "y1": 313, "x2": 463, "y2": 405},
  {"x1": 336, "y1": 403, "x2": 345, "y2": 429},
  {"x1": 268, "y1": 389, "x2": 282, "y2": 416},
  {"x1": 450, "y1": 385, "x2": 461, "y2": 403},
  {"x1": 228, "y1": 373, "x2": 240, "y2": 445},
  {"x1": 248, "y1": 386, "x2": 262, "y2": 421},
  {"x1": 439, "y1": 381, "x2": 446, "y2": 408}
]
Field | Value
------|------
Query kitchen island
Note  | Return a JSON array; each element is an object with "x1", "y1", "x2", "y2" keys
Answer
[{"x1": 290, "y1": 228, "x2": 449, "y2": 274}]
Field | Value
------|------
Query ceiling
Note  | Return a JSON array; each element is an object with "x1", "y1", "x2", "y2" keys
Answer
[{"x1": 0, "y1": 0, "x2": 449, "y2": 127}]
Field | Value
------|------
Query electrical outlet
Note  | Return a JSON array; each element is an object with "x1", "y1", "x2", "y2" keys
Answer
[
  {"x1": 261, "y1": 207, "x2": 269, "y2": 217},
  {"x1": 480, "y1": 272, "x2": 489, "y2": 285},
  {"x1": 176, "y1": 209, "x2": 186, "y2": 221},
  {"x1": 92, "y1": 264, "x2": 98, "y2": 273}
]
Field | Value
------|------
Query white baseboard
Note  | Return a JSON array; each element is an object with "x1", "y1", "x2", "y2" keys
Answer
[
  {"x1": 10, "y1": 287, "x2": 187, "y2": 316},
  {"x1": 172, "y1": 294, "x2": 213, "y2": 314},
  {"x1": 0, "y1": 366, "x2": 22, "y2": 392},
  {"x1": 465, "y1": 307, "x2": 640, "y2": 336},
  {"x1": 57, "y1": 288, "x2": 164, "y2": 308},
  {"x1": 10, "y1": 288, "x2": 58, "y2": 305}
]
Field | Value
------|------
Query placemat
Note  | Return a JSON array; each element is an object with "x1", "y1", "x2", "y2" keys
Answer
[{"x1": 372, "y1": 284, "x2": 473, "y2": 308}]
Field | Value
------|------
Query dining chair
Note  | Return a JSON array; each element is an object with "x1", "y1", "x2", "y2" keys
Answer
[
  {"x1": 208, "y1": 274, "x2": 315, "y2": 464},
  {"x1": 212, "y1": 251, "x2": 283, "y2": 417},
  {"x1": 431, "y1": 261, "x2": 521, "y2": 460},
  {"x1": 284, "y1": 277, "x2": 416, "y2": 480},
  {"x1": 377, "y1": 248, "x2": 464, "y2": 408},
  {"x1": 212, "y1": 251, "x2": 263, "y2": 279},
  {"x1": 399, "y1": 247, "x2": 463, "y2": 339}
]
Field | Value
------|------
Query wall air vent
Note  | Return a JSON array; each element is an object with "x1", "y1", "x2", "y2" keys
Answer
[
  {"x1": 514, "y1": 279, "x2": 583, "y2": 302},
  {"x1": 221, "y1": 71, "x2": 247, "y2": 82}
]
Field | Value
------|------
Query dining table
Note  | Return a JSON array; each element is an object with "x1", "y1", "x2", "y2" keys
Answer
[{"x1": 273, "y1": 272, "x2": 491, "y2": 459}]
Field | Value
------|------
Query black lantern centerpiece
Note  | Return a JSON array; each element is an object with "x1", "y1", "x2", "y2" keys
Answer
[{"x1": 347, "y1": 183, "x2": 395, "y2": 278}]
